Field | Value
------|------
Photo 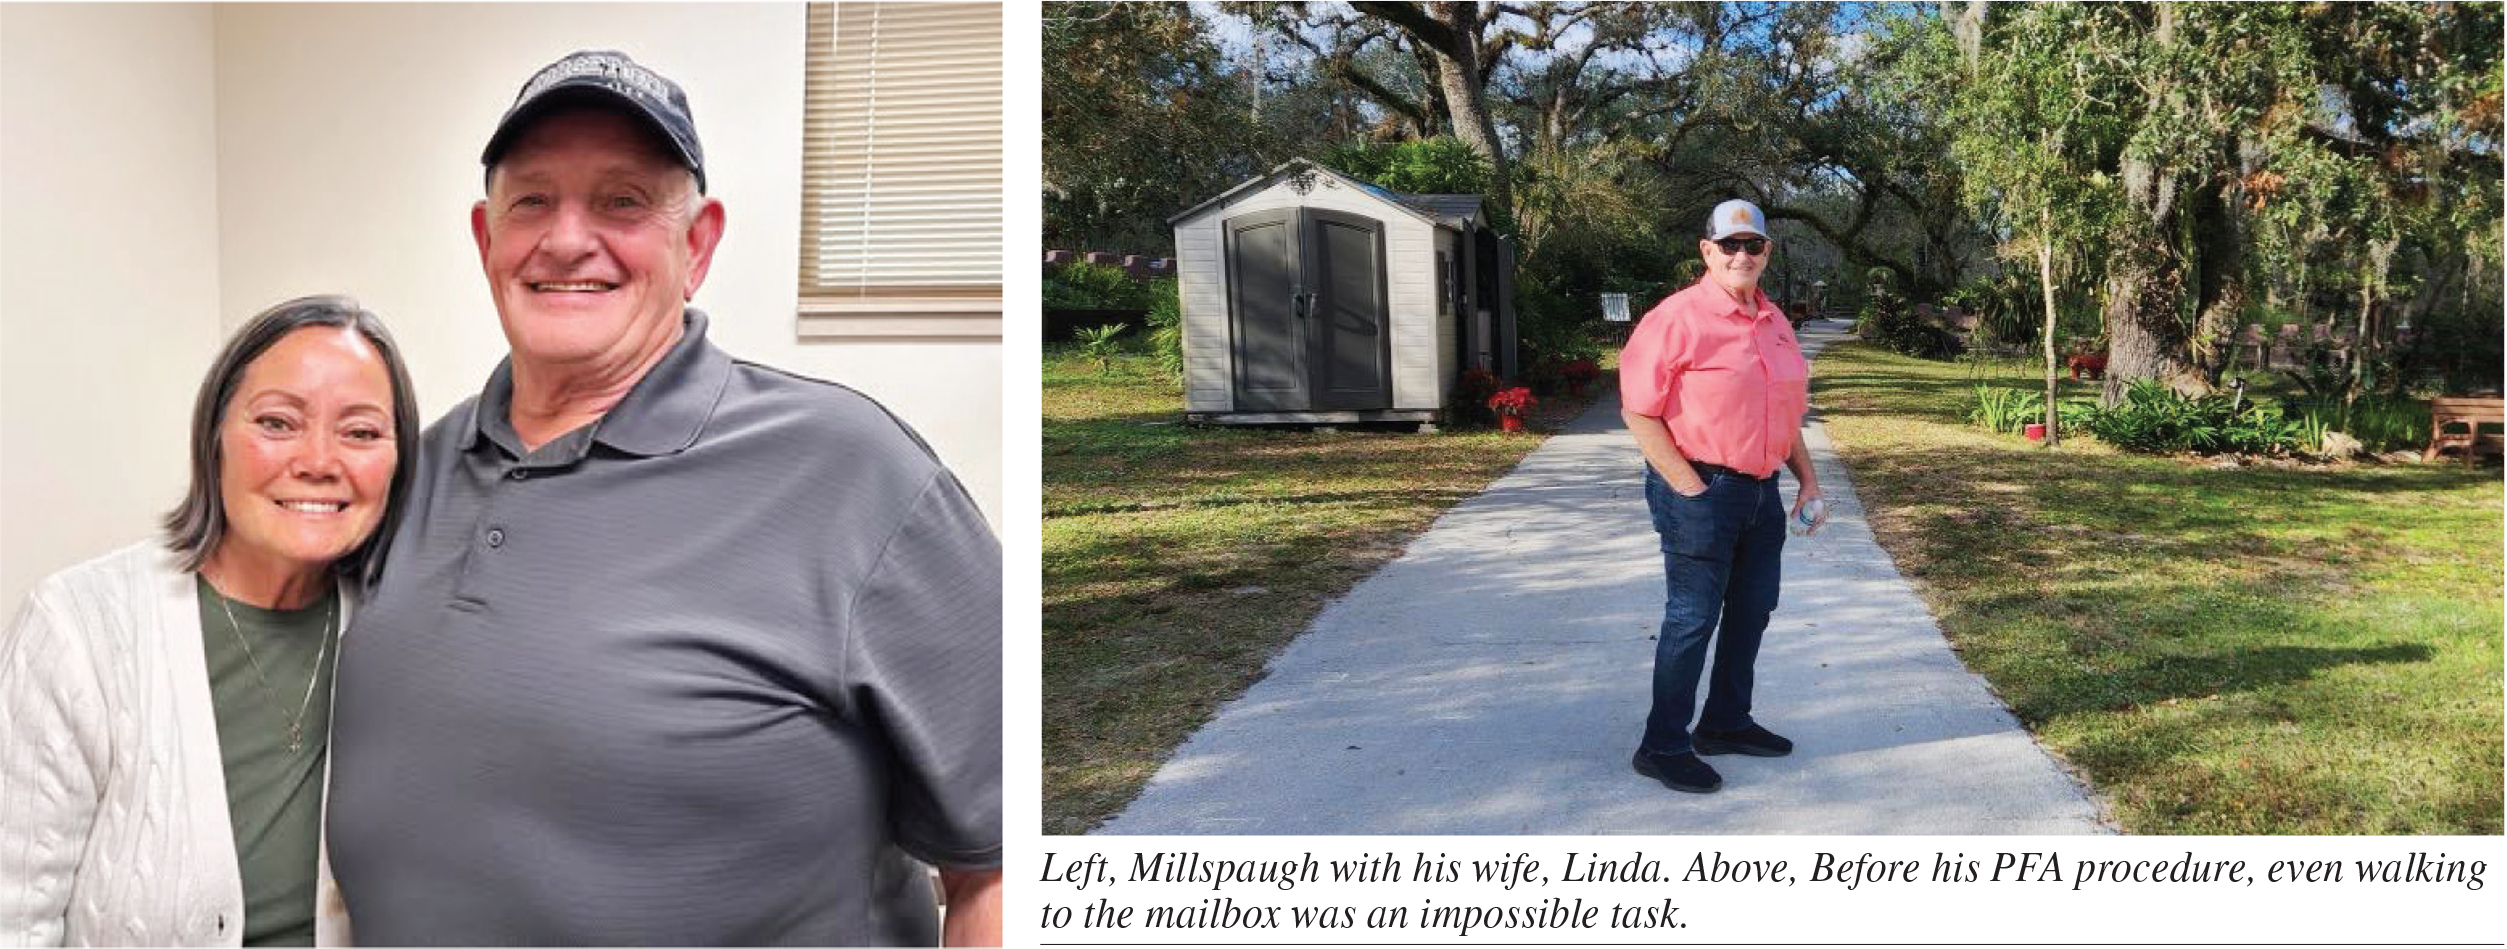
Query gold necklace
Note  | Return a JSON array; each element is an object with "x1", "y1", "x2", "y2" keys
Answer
[{"x1": 215, "y1": 585, "x2": 334, "y2": 755}]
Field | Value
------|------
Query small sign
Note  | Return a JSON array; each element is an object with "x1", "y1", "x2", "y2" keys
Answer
[{"x1": 1601, "y1": 293, "x2": 1631, "y2": 323}]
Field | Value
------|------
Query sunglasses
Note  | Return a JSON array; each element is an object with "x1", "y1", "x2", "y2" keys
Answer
[{"x1": 1711, "y1": 237, "x2": 1770, "y2": 256}]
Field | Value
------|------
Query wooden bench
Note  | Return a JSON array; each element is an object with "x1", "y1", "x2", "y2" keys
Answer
[{"x1": 2424, "y1": 396, "x2": 2505, "y2": 463}]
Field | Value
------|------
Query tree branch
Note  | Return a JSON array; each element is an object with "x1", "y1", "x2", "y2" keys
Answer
[{"x1": 1351, "y1": 1, "x2": 1458, "y2": 49}]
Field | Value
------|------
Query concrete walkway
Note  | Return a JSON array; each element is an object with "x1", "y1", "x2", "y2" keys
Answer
[{"x1": 1096, "y1": 319, "x2": 2111, "y2": 835}]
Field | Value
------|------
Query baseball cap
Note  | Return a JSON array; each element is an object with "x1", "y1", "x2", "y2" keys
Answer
[
  {"x1": 1705, "y1": 199, "x2": 1767, "y2": 240},
  {"x1": 480, "y1": 50, "x2": 706, "y2": 193}
]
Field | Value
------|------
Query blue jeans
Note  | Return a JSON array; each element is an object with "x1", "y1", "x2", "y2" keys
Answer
[{"x1": 1640, "y1": 463, "x2": 1785, "y2": 756}]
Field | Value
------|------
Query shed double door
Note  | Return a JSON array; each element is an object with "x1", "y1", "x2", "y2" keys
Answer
[{"x1": 1224, "y1": 208, "x2": 1390, "y2": 412}]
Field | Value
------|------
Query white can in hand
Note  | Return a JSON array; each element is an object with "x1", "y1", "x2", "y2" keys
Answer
[{"x1": 1789, "y1": 497, "x2": 1826, "y2": 537}]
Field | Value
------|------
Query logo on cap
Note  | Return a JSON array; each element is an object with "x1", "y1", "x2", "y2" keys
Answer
[
  {"x1": 483, "y1": 49, "x2": 707, "y2": 194},
  {"x1": 521, "y1": 53, "x2": 671, "y2": 108},
  {"x1": 1728, "y1": 208, "x2": 1753, "y2": 227}
]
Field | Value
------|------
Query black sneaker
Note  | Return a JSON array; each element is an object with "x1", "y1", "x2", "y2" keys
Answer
[
  {"x1": 1695, "y1": 723, "x2": 1794, "y2": 757},
  {"x1": 1631, "y1": 749, "x2": 1722, "y2": 793}
]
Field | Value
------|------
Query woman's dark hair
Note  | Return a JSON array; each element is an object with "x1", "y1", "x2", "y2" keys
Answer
[{"x1": 162, "y1": 294, "x2": 421, "y2": 585}]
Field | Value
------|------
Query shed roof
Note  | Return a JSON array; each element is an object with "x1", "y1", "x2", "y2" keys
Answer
[
  {"x1": 1395, "y1": 194, "x2": 1485, "y2": 228},
  {"x1": 1166, "y1": 158, "x2": 1447, "y2": 228}
]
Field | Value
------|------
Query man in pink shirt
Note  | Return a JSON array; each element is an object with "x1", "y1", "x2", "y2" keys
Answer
[{"x1": 1617, "y1": 198, "x2": 1826, "y2": 794}]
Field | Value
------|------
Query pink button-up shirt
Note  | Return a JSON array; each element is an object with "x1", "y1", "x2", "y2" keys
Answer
[{"x1": 1618, "y1": 279, "x2": 1809, "y2": 477}]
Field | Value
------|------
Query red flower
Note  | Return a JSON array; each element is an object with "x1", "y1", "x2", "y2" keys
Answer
[{"x1": 1487, "y1": 386, "x2": 1539, "y2": 417}]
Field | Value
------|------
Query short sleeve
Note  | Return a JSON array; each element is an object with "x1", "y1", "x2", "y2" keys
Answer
[
  {"x1": 845, "y1": 470, "x2": 1002, "y2": 869},
  {"x1": 0, "y1": 584, "x2": 107, "y2": 947},
  {"x1": 1618, "y1": 296, "x2": 1689, "y2": 418}
]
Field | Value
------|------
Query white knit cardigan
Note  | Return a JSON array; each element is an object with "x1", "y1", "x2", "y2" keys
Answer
[{"x1": 0, "y1": 540, "x2": 351, "y2": 947}]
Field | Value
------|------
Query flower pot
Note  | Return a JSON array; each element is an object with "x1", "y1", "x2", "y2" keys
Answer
[
  {"x1": 1499, "y1": 414, "x2": 1524, "y2": 432},
  {"x1": 2024, "y1": 422, "x2": 2047, "y2": 442}
]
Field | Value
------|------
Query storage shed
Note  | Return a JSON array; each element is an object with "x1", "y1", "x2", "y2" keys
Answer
[{"x1": 1169, "y1": 158, "x2": 1517, "y2": 426}]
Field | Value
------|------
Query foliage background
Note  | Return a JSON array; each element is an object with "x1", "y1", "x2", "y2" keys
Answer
[{"x1": 1043, "y1": 1, "x2": 2501, "y2": 400}]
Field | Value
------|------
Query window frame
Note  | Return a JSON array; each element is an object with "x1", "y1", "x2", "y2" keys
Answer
[{"x1": 795, "y1": 1, "x2": 1003, "y2": 340}]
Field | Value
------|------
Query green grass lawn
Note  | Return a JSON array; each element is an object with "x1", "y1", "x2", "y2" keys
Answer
[
  {"x1": 1817, "y1": 341, "x2": 2504, "y2": 834},
  {"x1": 1043, "y1": 346, "x2": 1603, "y2": 834}
]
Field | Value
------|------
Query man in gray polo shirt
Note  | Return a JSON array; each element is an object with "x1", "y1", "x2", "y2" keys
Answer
[{"x1": 326, "y1": 51, "x2": 1002, "y2": 945}]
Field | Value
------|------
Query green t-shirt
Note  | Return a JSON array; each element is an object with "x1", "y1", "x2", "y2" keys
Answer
[{"x1": 196, "y1": 576, "x2": 339, "y2": 947}]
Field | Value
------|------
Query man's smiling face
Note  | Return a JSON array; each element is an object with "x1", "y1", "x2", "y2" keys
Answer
[{"x1": 473, "y1": 107, "x2": 715, "y2": 375}]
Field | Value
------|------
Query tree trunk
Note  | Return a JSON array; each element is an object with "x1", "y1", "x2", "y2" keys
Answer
[
  {"x1": 2189, "y1": 174, "x2": 2247, "y2": 384},
  {"x1": 2343, "y1": 236, "x2": 2400, "y2": 422},
  {"x1": 2101, "y1": 150, "x2": 2209, "y2": 403},
  {"x1": 1425, "y1": 3, "x2": 1512, "y2": 213},
  {"x1": 2101, "y1": 237, "x2": 2209, "y2": 403},
  {"x1": 1351, "y1": 1, "x2": 1516, "y2": 214},
  {"x1": 2039, "y1": 208, "x2": 2062, "y2": 446},
  {"x1": 1406, "y1": 43, "x2": 1452, "y2": 137}
]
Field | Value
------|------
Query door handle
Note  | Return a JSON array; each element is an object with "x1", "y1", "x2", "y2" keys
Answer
[{"x1": 1293, "y1": 290, "x2": 1311, "y2": 320}]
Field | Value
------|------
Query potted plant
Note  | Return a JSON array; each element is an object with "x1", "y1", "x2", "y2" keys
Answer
[{"x1": 1488, "y1": 386, "x2": 1538, "y2": 432}]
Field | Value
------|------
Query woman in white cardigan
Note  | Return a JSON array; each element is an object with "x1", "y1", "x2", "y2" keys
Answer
[{"x1": 1, "y1": 296, "x2": 420, "y2": 947}]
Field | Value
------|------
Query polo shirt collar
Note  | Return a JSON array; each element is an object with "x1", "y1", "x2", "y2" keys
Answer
[
  {"x1": 1690, "y1": 277, "x2": 1775, "y2": 323},
  {"x1": 465, "y1": 308, "x2": 733, "y2": 459}
]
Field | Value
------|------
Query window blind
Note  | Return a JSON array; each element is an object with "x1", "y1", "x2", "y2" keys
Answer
[{"x1": 798, "y1": 1, "x2": 1003, "y2": 338}]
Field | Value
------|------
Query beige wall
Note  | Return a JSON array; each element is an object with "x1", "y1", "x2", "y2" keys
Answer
[
  {"x1": 1, "y1": 3, "x2": 1003, "y2": 611},
  {"x1": 0, "y1": 4, "x2": 227, "y2": 612}
]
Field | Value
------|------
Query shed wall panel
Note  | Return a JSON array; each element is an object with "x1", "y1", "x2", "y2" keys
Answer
[
  {"x1": 1384, "y1": 216, "x2": 1440, "y2": 409},
  {"x1": 1174, "y1": 216, "x2": 1230, "y2": 412}
]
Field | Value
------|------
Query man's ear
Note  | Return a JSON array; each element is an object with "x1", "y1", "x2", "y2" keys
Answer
[
  {"x1": 682, "y1": 198, "x2": 726, "y2": 301},
  {"x1": 471, "y1": 201, "x2": 493, "y2": 265}
]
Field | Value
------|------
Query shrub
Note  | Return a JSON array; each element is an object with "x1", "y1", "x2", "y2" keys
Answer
[
  {"x1": 1322, "y1": 137, "x2": 1515, "y2": 235},
  {"x1": 1858, "y1": 292, "x2": 1961, "y2": 360},
  {"x1": 2283, "y1": 393, "x2": 2430, "y2": 454},
  {"x1": 1562, "y1": 359, "x2": 1601, "y2": 386},
  {"x1": 1966, "y1": 385, "x2": 2101, "y2": 439},
  {"x1": 2083, "y1": 380, "x2": 2225, "y2": 453},
  {"x1": 1075, "y1": 323, "x2": 1129, "y2": 374},
  {"x1": 1454, "y1": 368, "x2": 1502, "y2": 423},
  {"x1": 1512, "y1": 276, "x2": 1608, "y2": 375},
  {"x1": 2217, "y1": 403, "x2": 2318, "y2": 456},
  {"x1": 1966, "y1": 385, "x2": 2045, "y2": 436},
  {"x1": 1044, "y1": 261, "x2": 1150, "y2": 311},
  {"x1": 2057, "y1": 398, "x2": 2102, "y2": 433},
  {"x1": 1523, "y1": 356, "x2": 1563, "y2": 395},
  {"x1": 1942, "y1": 274, "x2": 2037, "y2": 348},
  {"x1": 1142, "y1": 277, "x2": 1183, "y2": 376},
  {"x1": 2079, "y1": 380, "x2": 2312, "y2": 456}
]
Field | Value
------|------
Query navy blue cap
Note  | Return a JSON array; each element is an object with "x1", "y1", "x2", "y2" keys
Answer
[{"x1": 482, "y1": 50, "x2": 706, "y2": 193}]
